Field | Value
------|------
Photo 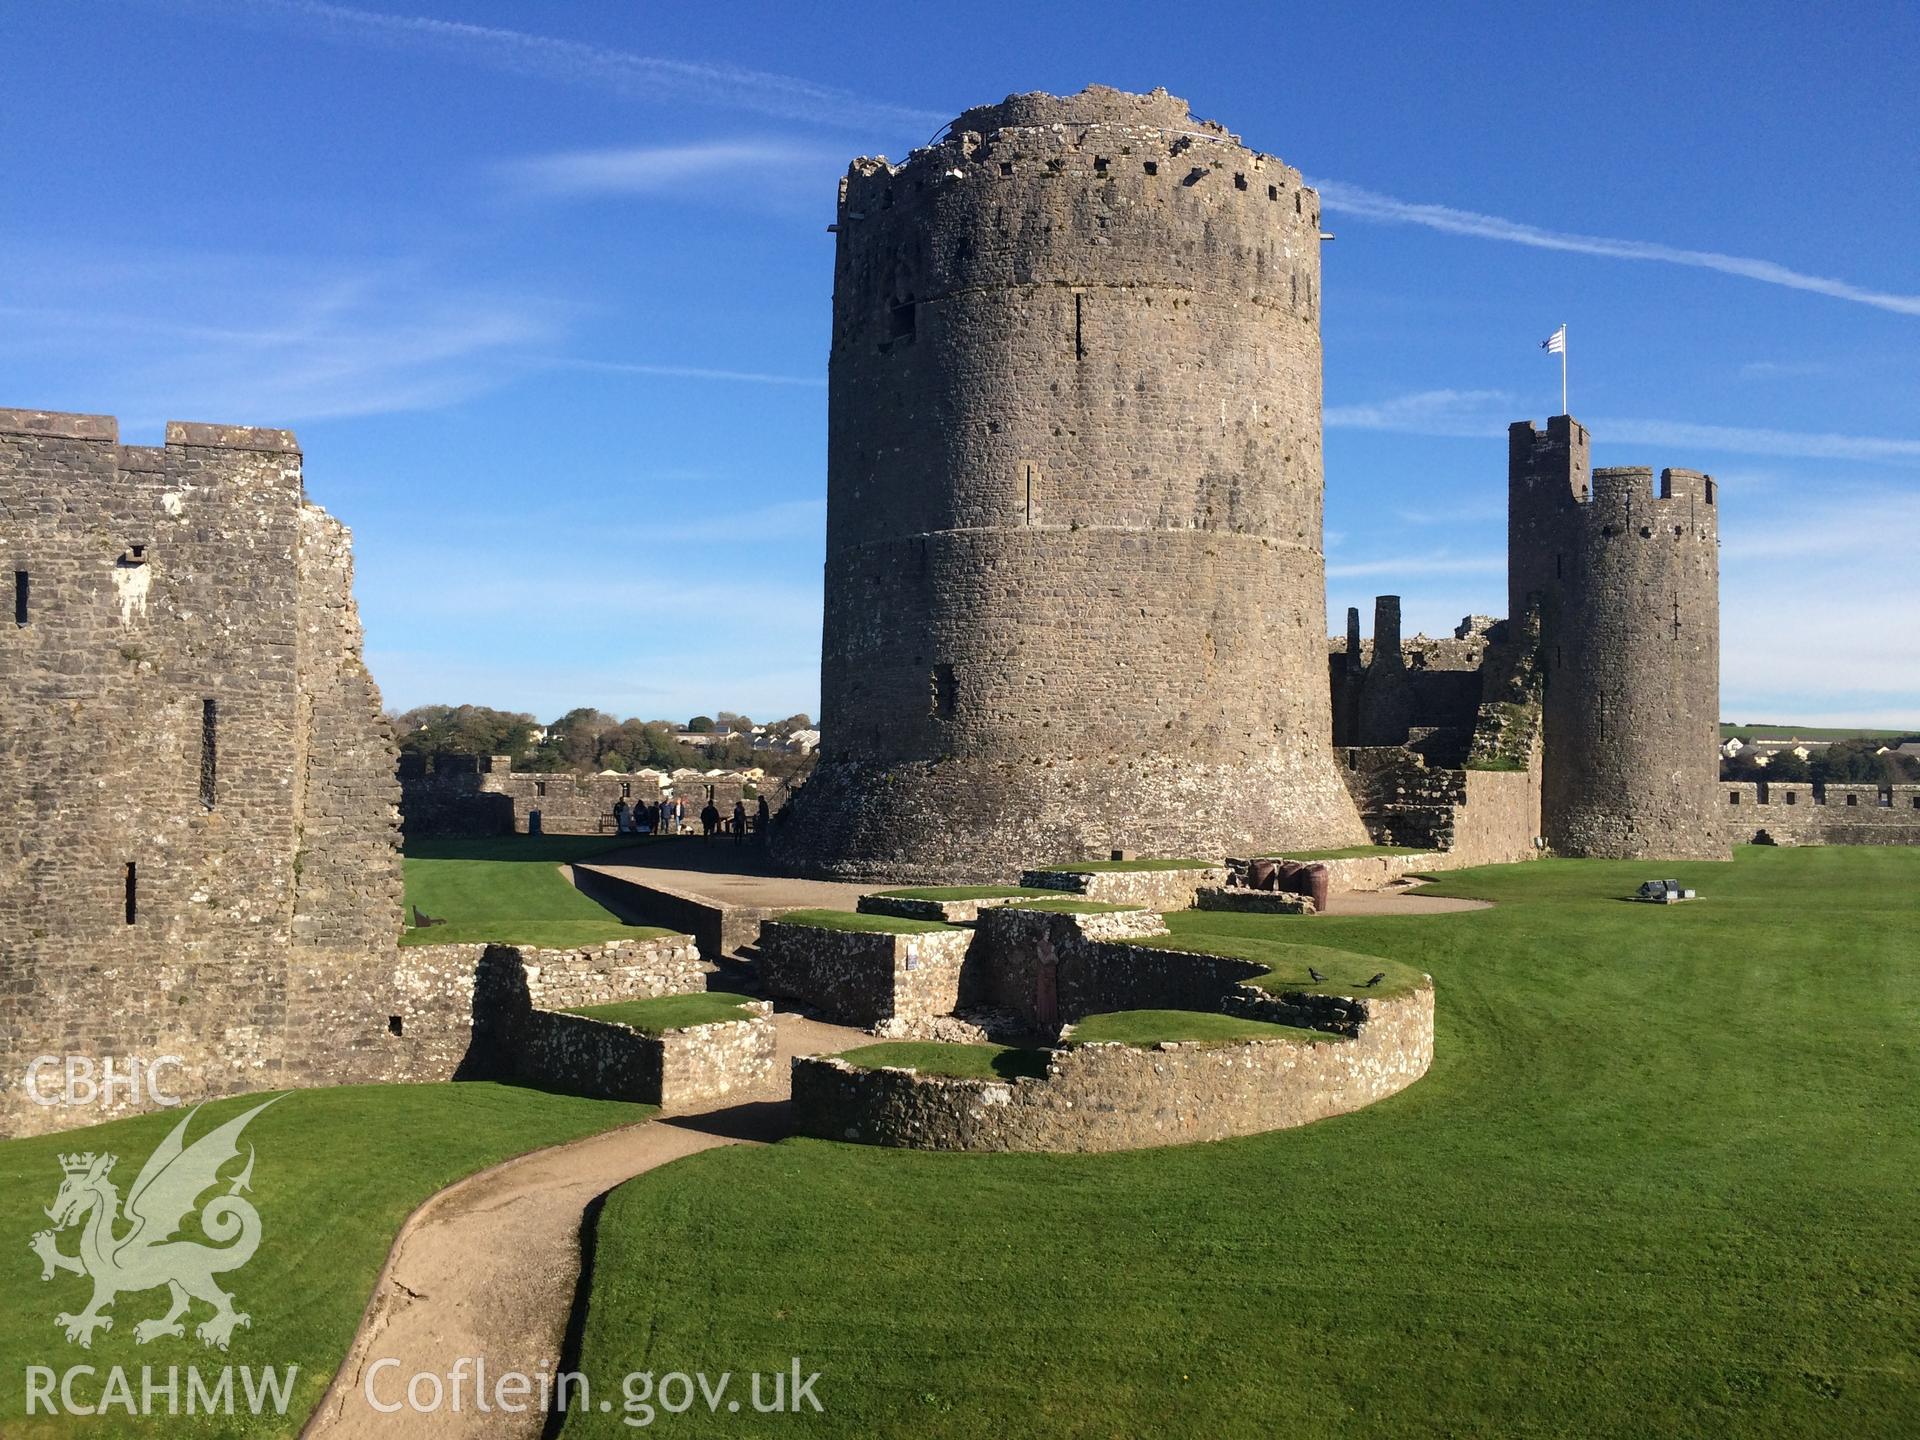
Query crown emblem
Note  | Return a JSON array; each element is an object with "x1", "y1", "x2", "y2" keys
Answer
[{"x1": 57, "y1": 1152, "x2": 107, "y2": 1176}]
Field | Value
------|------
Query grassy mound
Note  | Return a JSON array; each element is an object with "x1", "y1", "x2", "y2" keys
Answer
[
  {"x1": 401, "y1": 835, "x2": 674, "y2": 948},
  {"x1": 1139, "y1": 912, "x2": 1423, "y2": 998},
  {"x1": 834, "y1": 1042, "x2": 1051, "y2": 1081},
  {"x1": 563, "y1": 847, "x2": 1920, "y2": 1438},
  {"x1": 774, "y1": 908, "x2": 958, "y2": 935},
  {"x1": 1069, "y1": 1009, "x2": 1339, "y2": 1047},
  {"x1": 870, "y1": 885, "x2": 1059, "y2": 901},
  {"x1": 0, "y1": 1083, "x2": 649, "y2": 1438},
  {"x1": 1259, "y1": 844, "x2": 1426, "y2": 860},
  {"x1": 563, "y1": 993, "x2": 755, "y2": 1033},
  {"x1": 1008, "y1": 897, "x2": 1147, "y2": 915},
  {"x1": 1034, "y1": 857, "x2": 1216, "y2": 873}
]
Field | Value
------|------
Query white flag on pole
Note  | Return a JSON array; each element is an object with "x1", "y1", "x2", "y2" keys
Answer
[{"x1": 1541, "y1": 324, "x2": 1566, "y2": 354}]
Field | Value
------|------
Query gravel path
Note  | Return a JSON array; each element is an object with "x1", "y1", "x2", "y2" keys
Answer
[{"x1": 301, "y1": 1013, "x2": 865, "y2": 1440}]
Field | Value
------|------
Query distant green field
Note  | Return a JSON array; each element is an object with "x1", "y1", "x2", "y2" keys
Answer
[
  {"x1": 566, "y1": 847, "x2": 1920, "y2": 1439},
  {"x1": 1720, "y1": 722, "x2": 1914, "y2": 740},
  {"x1": 401, "y1": 834, "x2": 673, "y2": 947}
]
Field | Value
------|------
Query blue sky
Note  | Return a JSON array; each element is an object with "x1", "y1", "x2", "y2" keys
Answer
[{"x1": 4, "y1": 0, "x2": 1916, "y2": 727}]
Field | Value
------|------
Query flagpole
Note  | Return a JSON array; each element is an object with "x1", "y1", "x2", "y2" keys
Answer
[{"x1": 1561, "y1": 324, "x2": 1568, "y2": 415}]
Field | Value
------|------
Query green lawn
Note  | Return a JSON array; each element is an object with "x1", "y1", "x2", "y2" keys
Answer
[
  {"x1": 1141, "y1": 912, "x2": 1426, "y2": 999},
  {"x1": 1033, "y1": 858, "x2": 1217, "y2": 873},
  {"x1": 1721, "y1": 722, "x2": 1913, "y2": 741},
  {"x1": 1259, "y1": 844, "x2": 1427, "y2": 860},
  {"x1": 1007, "y1": 897, "x2": 1146, "y2": 915},
  {"x1": 870, "y1": 885, "x2": 1060, "y2": 901},
  {"x1": 401, "y1": 834, "x2": 675, "y2": 947},
  {"x1": 773, "y1": 908, "x2": 959, "y2": 935},
  {"x1": 0, "y1": 1083, "x2": 651, "y2": 1439},
  {"x1": 834, "y1": 1042, "x2": 1051, "y2": 1081},
  {"x1": 1069, "y1": 1009, "x2": 1340, "y2": 1047},
  {"x1": 564, "y1": 993, "x2": 755, "y2": 1033},
  {"x1": 561, "y1": 846, "x2": 1920, "y2": 1438}
]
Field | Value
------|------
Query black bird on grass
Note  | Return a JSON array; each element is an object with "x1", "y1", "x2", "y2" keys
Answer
[
  {"x1": 1308, "y1": 967, "x2": 1326, "y2": 982},
  {"x1": 1365, "y1": 971, "x2": 1386, "y2": 988}
]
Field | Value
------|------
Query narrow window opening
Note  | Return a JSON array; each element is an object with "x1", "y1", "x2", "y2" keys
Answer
[
  {"x1": 1728, "y1": 791, "x2": 1740, "y2": 805},
  {"x1": 199, "y1": 698, "x2": 218, "y2": 809},
  {"x1": 1267, "y1": 184, "x2": 1278, "y2": 200},
  {"x1": 888, "y1": 301, "x2": 917, "y2": 343},
  {"x1": 388, "y1": 1014, "x2": 404, "y2": 1037},
  {"x1": 930, "y1": 663, "x2": 956, "y2": 720},
  {"x1": 1234, "y1": 172, "x2": 1248, "y2": 190},
  {"x1": 1555, "y1": 552, "x2": 1563, "y2": 578},
  {"x1": 124, "y1": 862, "x2": 137, "y2": 925},
  {"x1": 1295, "y1": 192, "x2": 1302, "y2": 214},
  {"x1": 12, "y1": 571, "x2": 25, "y2": 626},
  {"x1": 1024, "y1": 464, "x2": 1036, "y2": 525},
  {"x1": 999, "y1": 160, "x2": 1013, "y2": 176},
  {"x1": 1143, "y1": 160, "x2": 1158, "y2": 176},
  {"x1": 1074, "y1": 293, "x2": 1085, "y2": 360},
  {"x1": 535, "y1": 780, "x2": 547, "y2": 798},
  {"x1": 1093, "y1": 156, "x2": 1108, "y2": 174},
  {"x1": 621, "y1": 781, "x2": 631, "y2": 798},
  {"x1": 1846, "y1": 793, "x2": 1859, "y2": 806}
]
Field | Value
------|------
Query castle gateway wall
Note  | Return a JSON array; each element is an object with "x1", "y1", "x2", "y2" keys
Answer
[
  {"x1": 776, "y1": 86, "x2": 1366, "y2": 882},
  {"x1": 0, "y1": 409, "x2": 409, "y2": 1136}
]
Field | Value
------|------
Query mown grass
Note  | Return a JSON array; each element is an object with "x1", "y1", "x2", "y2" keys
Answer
[
  {"x1": 1259, "y1": 844, "x2": 1426, "y2": 860},
  {"x1": 773, "y1": 908, "x2": 958, "y2": 935},
  {"x1": 400, "y1": 834, "x2": 673, "y2": 948},
  {"x1": 563, "y1": 994, "x2": 755, "y2": 1033},
  {"x1": 563, "y1": 847, "x2": 1920, "y2": 1439},
  {"x1": 1007, "y1": 897, "x2": 1146, "y2": 915},
  {"x1": 1069, "y1": 1009, "x2": 1339, "y2": 1047},
  {"x1": 870, "y1": 885, "x2": 1059, "y2": 901},
  {"x1": 1033, "y1": 857, "x2": 1217, "y2": 873},
  {"x1": 834, "y1": 1042, "x2": 1051, "y2": 1081},
  {"x1": 1141, "y1": 912, "x2": 1425, "y2": 999},
  {"x1": 0, "y1": 1084, "x2": 651, "y2": 1439}
]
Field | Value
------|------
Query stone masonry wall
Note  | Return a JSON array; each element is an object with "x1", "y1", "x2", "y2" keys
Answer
[
  {"x1": 510, "y1": 1001, "x2": 773, "y2": 1109},
  {"x1": 776, "y1": 85, "x2": 1366, "y2": 882},
  {"x1": 789, "y1": 982, "x2": 1433, "y2": 1152},
  {"x1": 1722, "y1": 781, "x2": 1920, "y2": 845},
  {"x1": 1019, "y1": 865, "x2": 1228, "y2": 910},
  {"x1": 400, "y1": 756, "x2": 789, "y2": 837},
  {"x1": 756, "y1": 922, "x2": 976, "y2": 1026},
  {"x1": 0, "y1": 408, "x2": 404, "y2": 1137}
]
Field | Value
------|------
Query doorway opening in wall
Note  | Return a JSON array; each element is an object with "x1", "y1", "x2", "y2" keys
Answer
[{"x1": 124, "y1": 862, "x2": 137, "y2": 924}]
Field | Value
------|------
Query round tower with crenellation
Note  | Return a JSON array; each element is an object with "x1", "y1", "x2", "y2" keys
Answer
[
  {"x1": 775, "y1": 86, "x2": 1367, "y2": 881},
  {"x1": 1509, "y1": 417, "x2": 1728, "y2": 859}
]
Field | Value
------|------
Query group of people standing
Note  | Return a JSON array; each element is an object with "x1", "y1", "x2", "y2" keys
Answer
[{"x1": 613, "y1": 792, "x2": 772, "y2": 843}]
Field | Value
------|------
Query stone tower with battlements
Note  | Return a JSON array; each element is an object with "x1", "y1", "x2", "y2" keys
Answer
[
  {"x1": 0, "y1": 407, "x2": 406, "y2": 1135},
  {"x1": 776, "y1": 86, "x2": 1367, "y2": 881},
  {"x1": 1509, "y1": 416, "x2": 1728, "y2": 859}
]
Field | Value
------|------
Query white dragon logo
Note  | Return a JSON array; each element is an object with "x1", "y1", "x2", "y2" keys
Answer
[{"x1": 28, "y1": 1097, "x2": 280, "y2": 1350}]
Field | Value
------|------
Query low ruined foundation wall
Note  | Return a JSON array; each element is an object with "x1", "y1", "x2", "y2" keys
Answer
[
  {"x1": 790, "y1": 983, "x2": 1433, "y2": 1152},
  {"x1": 757, "y1": 922, "x2": 975, "y2": 1026},
  {"x1": 1019, "y1": 866, "x2": 1227, "y2": 911},
  {"x1": 857, "y1": 893, "x2": 1038, "y2": 924},
  {"x1": 510, "y1": 1001, "x2": 774, "y2": 1108},
  {"x1": 975, "y1": 907, "x2": 1250, "y2": 1028},
  {"x1": 571, "y1": 865, "x2": 782, "y2": 960}
]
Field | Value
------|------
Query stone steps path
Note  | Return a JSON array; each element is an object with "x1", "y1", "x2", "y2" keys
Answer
[{"x1": 301, "y1": 1012, "x2": 866, "y2": 1440}]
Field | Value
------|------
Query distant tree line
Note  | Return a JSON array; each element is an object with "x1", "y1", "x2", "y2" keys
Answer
[
  {"x1": 1722, "y1": 735, "x2": 1919, "y2": 786},
  {"x1": 391, "y1": 705, "x2": 817, "y2": 780}
]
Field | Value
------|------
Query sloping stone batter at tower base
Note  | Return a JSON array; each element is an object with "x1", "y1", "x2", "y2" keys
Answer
[{"x1": 775, "y1": 86, "x2": 1368, "y2": 881}]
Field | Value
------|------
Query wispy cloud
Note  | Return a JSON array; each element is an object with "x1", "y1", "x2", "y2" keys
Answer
[
  {"x1": 501, "y1": 140, "x2": 842, "y2": 199},
  {"x1": 537, "y1": 356, "x2": 826, "y2": 389},
  {"x1": 1326, "y1": 552, "x2": 1504, "y2": 579},
  {"x1": 1326, "y1": 386, "x2": 1920, "y2": 467},
  {"x1": 0, "y1": 251, "x2": 559, "y2": 426},
  {"x1": 1738, "y1": 359, "x2": 1828, "y2": 380},
  {"x1": 170, "y1": 0, "x2": 945, "y2": 134},
  {"x1": 1324, "y1": 388, "x2": 1513, "y2": 436},
  {"x1": 1314, "y1": 179, "x2": 1920, "y2": 318}
]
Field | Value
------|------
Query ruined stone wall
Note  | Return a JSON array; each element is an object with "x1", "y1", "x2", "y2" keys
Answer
[
  {"x1": 756, "y1": 922, "x2": 976, "y2": 1026},
  {"x1": 0, "y1": 408, "x2": 404, "y2": 1137},
  {"x1": 1511, "y1": 419, "x2": 1726, "y2": 859},
  {"x1": 1722, "y1": 781, "x2": 1920, "y2": 845},
  {"x1": 1018, "y1": 865, "x2": 1228, "y2": 910},
  {"x1": 509, "y1": 1002, "x2": 773, "y2": 1109},
  {"x1": 789, "y1": 983, "x2": 1432, "y2": 1152},
  {"x1": 399, "y1": 755, "x2": 787, "y2": 836},
  {"x1": 777, "y1": 85, "x2": 1365, "y2": 882}
]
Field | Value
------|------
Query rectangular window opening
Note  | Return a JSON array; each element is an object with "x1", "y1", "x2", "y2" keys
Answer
[
  {"x1": 12, "y1": 571, "x2": 25, "y2": 626},
  {"x1": 124, "y1": 862, "x2": 137, "y2": 925},
  {"x1": 1074, "y1": 293, "x2": 1085, "y2": 360},
  {"x1": 930, "y1": 663, "x2": 957, "y2": 721},
  {"x1": 388, "y1": 1014, "x2": 404, "y2": 1037},
  {"x1": 199, "y1": 698, "x2": 218, "y2": 809},
  {"x1": 889, "y1": 301, "x2": 917, "y2": 343}
]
